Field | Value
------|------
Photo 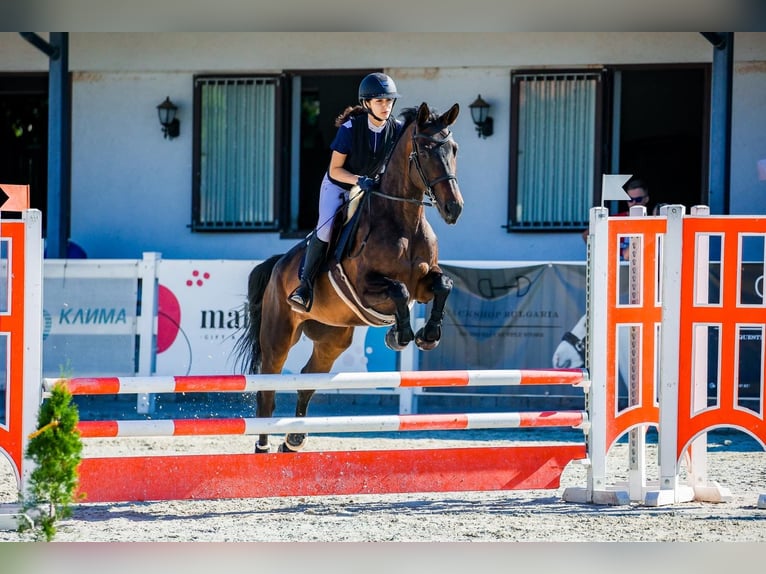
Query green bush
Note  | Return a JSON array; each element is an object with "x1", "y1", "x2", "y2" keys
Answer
[{"x1": 19, "y1": 380, "x2": 83, "y2": 541}]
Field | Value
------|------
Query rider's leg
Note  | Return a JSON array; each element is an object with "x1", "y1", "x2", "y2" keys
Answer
[
  {"x1": 288, "y1": 232, "x2": 328, "y2": 312},
  {"x1": 287, "y1": 175, "x2": 343, "y2": 312}
]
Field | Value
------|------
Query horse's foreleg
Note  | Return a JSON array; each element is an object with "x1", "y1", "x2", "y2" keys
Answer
[
  {"x1": 279, "y1": 389, "x2": 316, "y2": 453},
  {"x1": 255, "y1": 390, "x2": 275, "y2": 453},
  {"x1": 416, "y1": 272, "x2": 452, "y2": 351},
  {"x1": 381, "y1": 280, "x2": 414, "y2": 351}
]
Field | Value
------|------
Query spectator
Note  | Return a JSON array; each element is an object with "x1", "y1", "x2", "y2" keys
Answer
[{"x1": 618, "y1": 177, "x2": 651, "y2": 216}]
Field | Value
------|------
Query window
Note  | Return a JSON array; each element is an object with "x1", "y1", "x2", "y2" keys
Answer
[
  {"x1": 192, "y1": 71, "x2": 388, "y2": 235},
  {"x1": 192, "y1": 75, "x2": 282, "y2": 231},
  {"x1": 508, "y1": 71, "x2": 604, "y2": 230}
]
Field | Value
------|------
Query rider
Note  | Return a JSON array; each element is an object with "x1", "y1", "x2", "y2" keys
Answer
[{"x1": 288, "y1": 72, "x2": 405, "y2": 312}]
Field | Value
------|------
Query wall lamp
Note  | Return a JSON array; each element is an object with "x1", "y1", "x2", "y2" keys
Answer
[
  {"x1": 157, "y1": 96, "x2": 180, "y2": 139},
  {"x1": 469, "y1": 94, "x2": 493, "y2": 138}
]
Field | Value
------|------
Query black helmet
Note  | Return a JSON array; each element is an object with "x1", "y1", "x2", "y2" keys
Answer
[{"x1": 358, "y1": 73, "x2": 400, "y2": 102}]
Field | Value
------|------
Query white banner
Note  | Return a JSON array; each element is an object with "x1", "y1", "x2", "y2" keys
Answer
[{"x1": 155, "y1": 260, "x2": 396, "y2": 376}]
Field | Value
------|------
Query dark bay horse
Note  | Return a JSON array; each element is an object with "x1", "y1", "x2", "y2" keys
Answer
[{"x1": 234, "y1": 102, "x2": 463, "y2": 453}]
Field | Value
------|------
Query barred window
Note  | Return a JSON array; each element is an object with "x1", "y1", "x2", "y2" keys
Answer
[
  {"x1": 192, "y1": 76, "x2": 281, "y2": 231},
  {"x1": 508, "y1": 71, "x2": 604, "y2": 230}
]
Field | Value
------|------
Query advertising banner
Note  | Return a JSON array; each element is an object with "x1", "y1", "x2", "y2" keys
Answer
[
  {"x1": 43, "y1": 274, "x2": 138, "y2": 377},
  {"x1": 419, "y1": 262, "x2": 587, "y2": 373},
  {"x1": 155, "y1": 260, "x2": 397, "y2": 375}
]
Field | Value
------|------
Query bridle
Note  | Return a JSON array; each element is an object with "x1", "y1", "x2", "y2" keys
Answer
[{"x1": 371, "y1": 124, "x2": 457, "y2": 207}]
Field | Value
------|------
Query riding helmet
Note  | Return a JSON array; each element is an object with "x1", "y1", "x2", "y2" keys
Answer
[{"x1": 358, "y1": 73, "x2": 401, "y2": 102}]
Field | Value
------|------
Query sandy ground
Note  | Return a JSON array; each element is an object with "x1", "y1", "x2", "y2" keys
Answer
[{"x1": 1, "y1": 429, "x2": 764, "y2": 543}]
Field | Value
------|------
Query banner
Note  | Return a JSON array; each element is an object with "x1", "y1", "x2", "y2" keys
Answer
[
  {"x1": 155, "y1": 260, "x2": 397, "y2": 375},
  {"x1": 43, "y1": 275, "x2": 138, "y2": 377},
  {"x1": 419, "y1": 263, "x2": 587, "y2": 397}
]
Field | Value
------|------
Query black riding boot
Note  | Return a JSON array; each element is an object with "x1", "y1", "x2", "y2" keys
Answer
[{"x1": 288, "y1": 235, "x2": 328, "y2": 312}]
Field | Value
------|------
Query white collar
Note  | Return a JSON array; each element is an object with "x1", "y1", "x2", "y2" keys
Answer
[{"x1": 368, "y1": 116, "x2": 386, "y2": 133}]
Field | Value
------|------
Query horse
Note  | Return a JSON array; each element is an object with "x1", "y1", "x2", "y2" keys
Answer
[{"x1": 234, "y1": 101, "x2": 463, "y2": 453}]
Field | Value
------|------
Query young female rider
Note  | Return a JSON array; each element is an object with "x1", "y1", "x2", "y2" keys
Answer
[{"x1": 288, "y1": 72, "x2": 404, "y2": 312}]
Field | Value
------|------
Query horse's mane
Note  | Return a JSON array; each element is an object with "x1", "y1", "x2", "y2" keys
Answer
[
  {"x1": 398, "y1": 107, "x2": 418, "y2": 128},
  {"x1": 398, "y1": 105, "x2": 439, "y2": 128}
]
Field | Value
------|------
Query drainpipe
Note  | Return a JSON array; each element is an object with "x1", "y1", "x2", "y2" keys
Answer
[
  {"x1": 19, "y1": 32, "x2": 70, "y2": 258},
  {"x1": 701, "y1": 32, "x2": 733, "y2": 215}
]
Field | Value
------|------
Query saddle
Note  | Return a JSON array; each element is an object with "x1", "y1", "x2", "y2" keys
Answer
[
  {"x1": 295, "y1": 188, "x2": 365, "y2": 278},
  {"x1": 330, "y1": 187, "x2": 368, "y2": 263},
  {"x1": 294, "y1": 188, "x2": 396, "y2": 326}
]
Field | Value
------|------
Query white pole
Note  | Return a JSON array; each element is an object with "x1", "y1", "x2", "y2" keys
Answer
[
  {"x1": 21, "y1": 210, "x2": 45, "y2": 496},
  {"x1": 648, "y1": 204, "x2": 686, "y2": 506},
  {"x1": 136, "y1": 252, "x2": 160, "y2": 414},
  {"x1": 585, "y1": 206, "x2": 610, "y2": 500}
]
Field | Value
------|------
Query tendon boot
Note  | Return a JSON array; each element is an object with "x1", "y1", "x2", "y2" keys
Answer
[{"x1": 288, "y1": 234, "x2": 328, "y2": 312}]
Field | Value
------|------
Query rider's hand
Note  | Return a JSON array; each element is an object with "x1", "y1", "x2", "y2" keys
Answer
[{"x1": 356, "y1": 176, "x2": 378, "y2": 192}]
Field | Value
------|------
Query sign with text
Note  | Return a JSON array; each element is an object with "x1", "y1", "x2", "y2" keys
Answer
[{"x1": 155, "y1": 260, "x2": 396, "y2": 375}]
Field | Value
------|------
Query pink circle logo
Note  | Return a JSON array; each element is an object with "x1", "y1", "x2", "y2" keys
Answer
[{"x1": 157, "y1": 285, "x2": 181, "y2": 353}]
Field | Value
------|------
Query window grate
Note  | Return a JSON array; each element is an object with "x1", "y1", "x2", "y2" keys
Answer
[
  {"x1": 509, "y1": 71, "x2": 602, "y2": 230},
  {"x1": 193, "y1": 76, "x2": 279, "y2": 231}
]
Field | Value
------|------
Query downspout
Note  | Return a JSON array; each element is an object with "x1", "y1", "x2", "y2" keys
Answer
[
  {"x1": 701, "y1": 32, "x2": 733, "y2": 215},
  {"x1": 19, "y1": 32, "x2": 71, "y2": 258}
]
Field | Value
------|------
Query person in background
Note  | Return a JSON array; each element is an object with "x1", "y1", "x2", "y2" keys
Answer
[
  {"x1": 580, "y1": 177, "x2": 652, "y2": 244},
  {"x1": 287, "y1": 72, "x2": 404, "y2": 313},
  {"x1": 618, "y1": 177, "x2": 651, "y2": 216}
]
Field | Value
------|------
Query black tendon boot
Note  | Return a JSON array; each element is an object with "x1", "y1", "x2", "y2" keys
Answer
[{"x1": 288, "y1": 235, "x2": 328, "y2": 312}]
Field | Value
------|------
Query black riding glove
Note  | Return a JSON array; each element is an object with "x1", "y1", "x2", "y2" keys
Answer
[{"x1": 357, "y1": 176, "x2": 378, "y2": 192}]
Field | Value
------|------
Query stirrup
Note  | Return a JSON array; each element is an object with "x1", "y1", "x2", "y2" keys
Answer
[{"x1": 288, "y1": 283, "x2": 313, "y2": 312}]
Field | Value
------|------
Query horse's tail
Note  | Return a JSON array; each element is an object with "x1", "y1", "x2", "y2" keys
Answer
[{"x1": 233, "y1": 254, "x2": 283, "y2": 374}]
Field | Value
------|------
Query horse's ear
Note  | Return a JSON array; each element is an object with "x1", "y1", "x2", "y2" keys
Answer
[
  {"x1": 417, "y1": 102, "x2": 431, "y2": 125},
  {"x1": 439, "y1": 103, "x2": 460, "y2": 127}
]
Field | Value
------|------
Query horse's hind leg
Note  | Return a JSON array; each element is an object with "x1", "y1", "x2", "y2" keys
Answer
[
  {"x1": 254, "y1": 390, "x2": 275, "y2": 453},
  {"x1": 416, "y1": 272, "x2": 453, "y2": 351},
  {"x1": 279, "y1": 324, "x2": 354, "y2": 453},
  {"x1": 255, "y1": 290, "x2": 302, "y2": 453}
]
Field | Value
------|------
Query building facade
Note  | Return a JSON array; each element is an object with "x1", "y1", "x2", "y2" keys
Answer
[{"x1": 1, "y1": 32, "x2": 764, "y2": 262}]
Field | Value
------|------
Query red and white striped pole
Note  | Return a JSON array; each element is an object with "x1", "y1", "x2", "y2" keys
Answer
[
  {"x1": 77, "y1": 410, "x2": 588, "y2": 438},
  {"x1": 48, "y1": 368, "x2": 589, "y2": 396}
]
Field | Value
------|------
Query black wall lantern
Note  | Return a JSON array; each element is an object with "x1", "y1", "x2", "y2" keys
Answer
[
  {"x1": 157, "y1": 96, "x2": 180, "y2": 139},
  {"x1": 469, "y1": 94, "x2": 493, "y2": 139}
]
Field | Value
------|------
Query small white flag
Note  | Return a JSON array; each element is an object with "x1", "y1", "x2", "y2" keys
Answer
[{"x1": 601, "y1": 174, "x2": 633, "y2": 204}]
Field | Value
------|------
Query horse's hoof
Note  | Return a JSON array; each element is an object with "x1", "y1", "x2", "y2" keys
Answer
[
  {"x1": 385, "y1": 327, "x2": 408, "y2": 351},
  {"x1": 279, "y1": 433, "x2": 306, "y2": 452},
  {"x1": 415, "y1": 335, "x2": 440, "y2": 351},
  {"x1": 415, "y1": 325, "x2": 441, "y2": 351}
]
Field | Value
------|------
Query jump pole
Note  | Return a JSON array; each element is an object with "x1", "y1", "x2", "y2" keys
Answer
[
  {"x1": 45, "y1": 368, "x2": 589, "y2": 395},
  {"x1": 76, "y1": 410, "x2": 588, "y2": 438}
]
